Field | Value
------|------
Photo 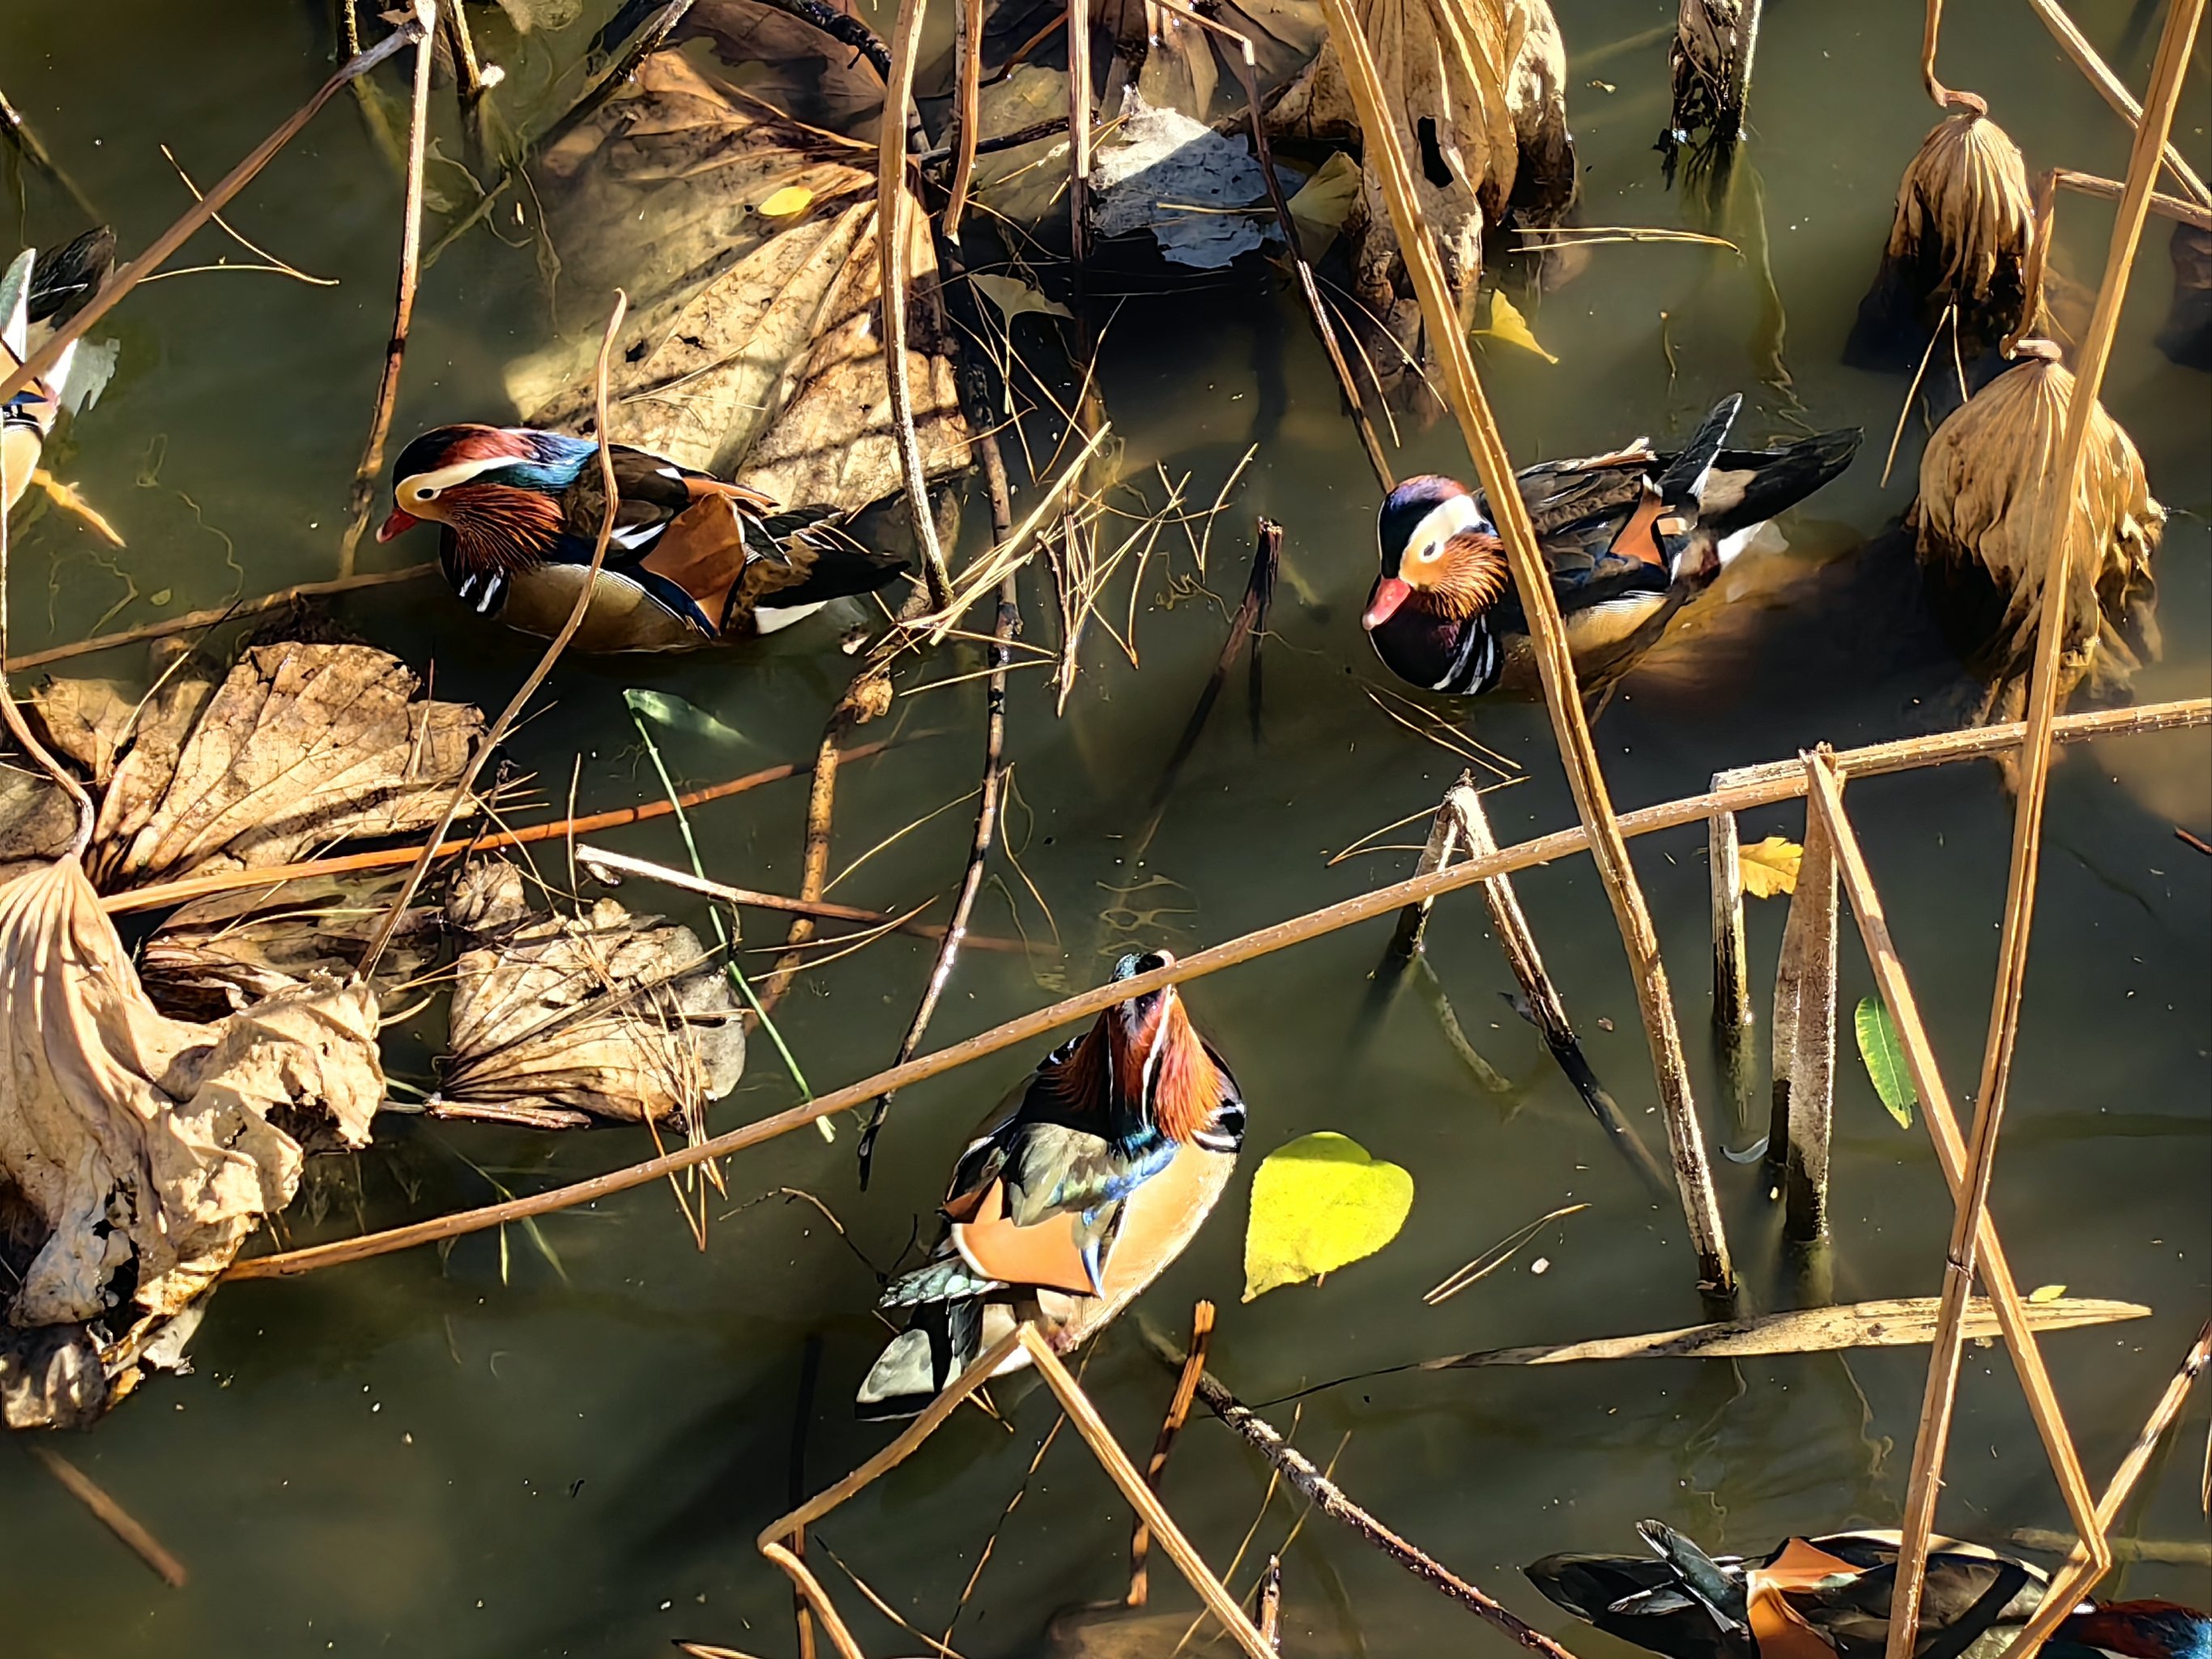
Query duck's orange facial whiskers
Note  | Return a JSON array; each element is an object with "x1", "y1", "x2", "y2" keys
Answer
[
  {"x1": 1146, "y1": 993, "x2": 1225, "y2": 1145},
  {"x1": 1400, "y1": 531, "x2": 1510, "y2": 621},
  {"x1": 445, "y1": 484, "x2": 567, "y2": 574}
]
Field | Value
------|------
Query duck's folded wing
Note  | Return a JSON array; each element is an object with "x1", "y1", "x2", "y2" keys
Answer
[{"x1": 950, "y1": 1177, "x2": 1115, "y2": 1296}]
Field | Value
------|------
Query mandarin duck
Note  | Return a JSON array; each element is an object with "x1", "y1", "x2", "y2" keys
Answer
[
  {"x1": 857, "y1": 950, "x2": 1245, "y2": 1420},
  {"x1": 1362, "y1": 394, "x2": 1861, "y2": 697},
  {"x1": 3, "y1": 230, "x2": 113, "y2": 515},
  {"x1": 377, "y1": 424, "x2": 908, "y2": 652},
  {"x1": 1527, "y1": 1523, "x2": 2209, "y2": 1659}
]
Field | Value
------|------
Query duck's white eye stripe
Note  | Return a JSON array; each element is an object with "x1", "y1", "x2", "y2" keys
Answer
[{"x1": 1406, "y1": 494, "x2": 1484, "y2": 560}]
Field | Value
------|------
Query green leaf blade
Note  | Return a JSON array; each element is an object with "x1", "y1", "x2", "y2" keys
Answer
[{"x1": 1854, "y1": 996, "x2": 1918, "y2": 1128}]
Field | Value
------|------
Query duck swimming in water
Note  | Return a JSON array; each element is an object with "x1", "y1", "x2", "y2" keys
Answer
[
  {"x1": 856, "y1": 950, "x2": 1245, "y2": 1420},
  {"x1": 377, "y1": 422, "x2": 908, "y2": 652},
  {"x1": 1362, "y1": 395, "x2": 1861, "y2": 697}
]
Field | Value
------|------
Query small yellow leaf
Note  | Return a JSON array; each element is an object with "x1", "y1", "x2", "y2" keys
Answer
[
  {"x1": 969, "y1": 271, "x2": 1072, "y2": 324},
  {"x1": 1474, "y1": 289, "x2": 1558, "y2": 364},
  {"x1": 1286, "y1": 151, "x2": 1360, "y2": 260},
  {"x1": 2028, "y1": 1283, "x2": 2067, "y2": 1303},
  {"x1": 1243, "y1": 1131, "x2": 1413, "y2": 1302},
  {"x1": 1739, "y1": 836, "x2": 1803, "y2": 899},
  {"x1": 757, "y1": 185, "x2": 815, "y2": 219}
]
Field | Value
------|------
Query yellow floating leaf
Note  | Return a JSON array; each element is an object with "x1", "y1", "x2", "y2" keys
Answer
[
  {"x1": 1474, "y1": 289, "x2": 1558, "y2": 365},
  {"x1": 1242, "y1": 1131, "x2": 1413, "y2": 1302},
  {"x1": 2027, "y1": 1283, "x2": 2068, "y2": 1303},
  {"x1": 32, "y1": 471, "x2": 126, "y2": 549},
  {"x1": 969, "y1": 271, "x2": 1072, "y2": 324},
  {"x1": 1738, "y1": 835, "x2": 1803, "y2": 899},
  {"x1": 757, "y1": 185, "x2": 815, "y2": 219}
]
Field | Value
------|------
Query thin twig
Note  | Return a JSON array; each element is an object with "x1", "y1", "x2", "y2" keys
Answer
[
  {"x1": 27, "y1": 1445, "x2": 188, "y2": 1589},
  {"x1": 358, "y1": 288, "x2": 631, "y2": 979},
  {"x1": 338, "y1": 0, "x2": 438, "y2": 580},
  {"x1": 878, "y1": 0, "x2": 952, "y2": 610},
  {"x1": 220, "y1": 698, "x2": 2211, "y2": 1284},
  {"x1": 0, "y1": 84, "x2": 102, "y2": 224},
  {"x1": 1132, "y1": 1301, "x2": 1217, "y2": 1606},
  {"x1": 0, "y1": 23, "x2": 426, "y2": 406},
  {"x1": 1144, "y1": 1333, "x2": 1582, "y2": 1658},
  {"x1": 944, "y1": 0, "x2": 986, "y2": 239}
]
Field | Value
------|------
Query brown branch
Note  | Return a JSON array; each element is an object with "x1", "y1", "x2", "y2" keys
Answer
[
  {"x1": 358, "y1": 288, "x2": 631, "y2": 979},
  {"x1": 943, "y1": 0, "x2": 987, "y2": 239},
  {"x1": 1317, "y1": 0, "x2": 1733, "y2": 1295},
  {"x1": 6, "y1": 565, "x2": 440, "y2": 672},
  {"x1": 1917, "y1": 0, "x2": 1988, "y2": 115},
  {"x1": 1146, "y1": 1334, "x2": 1582, "y2": 1658},
  {"x1": 337, "y1": 0, "x2": 437, "y2": 579},
  {"x1": 0, "y1": 22, "x2": 425, "y2": 407},
  {"x1": 1131, "y1": 1300, "x2": 1217, "y2": 1606},
  {"x1": 27, "y1": 1445, "x2": 188, "y2": 1589},
  {"x1": 217, "y1": 697, "x2": 2209, "y2": 1284},
  {"x1": 1768, "y1": 755, "x2": 1839, "y2": 1242}
]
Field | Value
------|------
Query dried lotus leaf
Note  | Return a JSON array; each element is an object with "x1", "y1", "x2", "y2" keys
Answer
[
  {"x1": 0, "y1": 859, "x2": 383, "y2": 1333},
  {"x1": 438, "y1": 859, "x2": 744, "y2": 1127}
]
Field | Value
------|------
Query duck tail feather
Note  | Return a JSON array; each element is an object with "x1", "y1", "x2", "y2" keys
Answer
[
  {"x1": 1656, "y1": 394, "x2": 1744, "y2": 511},
  {"x1": 1700, "y1": 428, "x2": 1863, "y2": 535}
]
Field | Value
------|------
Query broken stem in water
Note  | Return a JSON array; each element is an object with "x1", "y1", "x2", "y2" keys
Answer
[
  {"x1": 337, "y1": 0, "x2": 437, "y2": 581},
  {"x1": 1769, "y1": 754, "x2": 1839, "y2": 1243},
  {"x1": 1708, "y1": 803, "x2": 1758, "y2": 1145},
  {"x1": 358, "y1": 288, "x2": 631, "y2": 980},
  {"x1": 943, "y1": 0, "x2": 986, "y2": 238},
  {"x1": 219, "y1": 701, "x2": 2210, "y2": 1284},
  {"x1": 1130, "y1": 1299, "x2": 1217, "y2": 1607}
]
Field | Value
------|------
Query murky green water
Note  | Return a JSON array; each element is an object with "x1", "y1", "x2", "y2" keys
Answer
[{"x1": 2, "y1": 2, "x2": 2207, "y2": 1654}]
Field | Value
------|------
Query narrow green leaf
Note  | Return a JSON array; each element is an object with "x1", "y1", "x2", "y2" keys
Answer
[
  {"x1": 1242, "y1": 1132, "x2": 1413, "y2": 1302},
  {"x1": 624, "y1": 688, "x2": 752, "y2": 748},
  {"x1": 1854, "y1": 996, "x2": 1917, "y2": 1128}
]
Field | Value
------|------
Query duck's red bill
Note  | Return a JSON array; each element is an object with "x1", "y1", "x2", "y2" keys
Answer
[
  {"x1": 1362, "y1": 578, "x2": 1412, "y2": 630},
  {"x1": 375, "y1": 509, "x2": 420, "y2": 543}
]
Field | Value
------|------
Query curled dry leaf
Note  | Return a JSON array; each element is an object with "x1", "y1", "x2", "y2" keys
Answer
[
  {"x1": 437, "y1": 859, "x2": 745, "y2": 1128},
  {"x1": 0, "y1": 859, "x2": 382, "y2": 1422},
  {"x1": 512, "y1": 53, "x2": 967, "y2": 513}
]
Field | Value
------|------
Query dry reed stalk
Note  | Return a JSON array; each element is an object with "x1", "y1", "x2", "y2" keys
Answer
[
  {"x1": 1067, "y1": 0, "x2": 1093, "y2": 274},
  {"x1": 336, "y1": 0, "x2": 437, "y2": 581},
  {"x1": 1017, "y1": 1327, "x2": 1276, "y2": 1659},
  {"x1": 1771, "y1": 757, "x2": 1838, "y2": 1243},
  {"x1": 1316, "y1": 0, "x2": 1735, "y2": 1295},
  {"x1": 859, "y1": 565, "x2": 1019, "y2": 1174},
  {"x1": 944, "y1": 0, "x2": 985, "y2": 239},
  {"x1": 0, "y1": 23, "x2": 425, "y2": 406},
  {"x1": 2053, "y1": 167, "x2": 2212, "y2": 232},
  {"x1": 757, "y1": 667, "x2": 894, "y2": 1013},
  {"x1": 97, "y1": 741, "x2": 897, "y2": 918},
  {"x1": 1255, "y1": 1556, "x2": 1284, "y2": 1650},
  {"x1": 1890, "y1": 4, "x2": 2203, "y2": 1648},
  {"x1": 6, "y1": 564, "x2": 440, "y2": 671},
  {"x1": 1148, "y1": 1333, "x2": 1584, "y2": 1655},
  {"x1": 573, "y1": 846, "x2": 1027, "y2": 950},
  {"x1": 761, "y1": 1542, "x2": 868, "y2": 1659},
  {"x1": 358, "y1": 289, "x2": 630, "y2": 979},
  {"x1": 913, "y1": 423, "x2": 1111, "y2": 648},
  {"x1": 1918, "y1": 0, "x2": 1988, "y2": 113},
  {"x1": 877, "y1": 0, "x2": 951, "y2": 611},
  {"x1": 1802, "y1": 757, "x2": 2107, "y2": 1659},
  {"x1": 1707, "y1": 806, "x2": 1757, "y2": 1141},
  {"x1": 219, "y1": 696, "x2": 2209, "y2": 1283},
  {"x1": 1131, "y1": 1300, "x2": 1217, "y2": 1607},
  {"x1": 2022, "y1": 0, "x2": 2212, "y2": 209},
  {"x1": 28, "y1": 1444, "x2": 188, "y2": 1588},
  {"x1": 2024, "y1": 1317, "x2": 2212, "y2": 1640}
]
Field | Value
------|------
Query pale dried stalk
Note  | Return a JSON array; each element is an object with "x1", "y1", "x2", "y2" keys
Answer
[
  {"x1": 1316, "y1": 0, "x2": 1735, "y2": 1294},
  {"x1": 337, "y1": 0, "x2": 437, "y2": 580},
  {"x1": 878, "y1": 0, "x2": 951, "y2": 611},
  {"x1": 358, "y1": 288, "x2": 631, "y2": 979},
  {"x1": 1803, "y1": 757, "x2": 2107, "y2": 1659},
  {"x1": 2022, "y1": 0, "x2": 2212, "y2": 209},
  {"x1": 1385, "y1": 782, "x2": 1468, "y2": 959},
  {"x1": 0, "y1": 23, "x2": 425, "y2": 405},
  {"x1": 1067, "y1": 0, "x2": 1093, "y2": 270},
  {"x1": 6, "y1": 565, "x2": 439, "y2": 672},
  {"x1": 943, "y1": 0, "x2": 985, "y2": 238},
  {"x1": 761, "y1": 1542, "x2": 869, "y2": 1659},
  {"x1": 28, "y1": 1445, "x2": 188, "y2": 1589},
  {"x1": 1017, "y1": 1327, "x2": 1275, "y2": 1659},
  {"x1": 221, "y1": 697, "x2": 2209, "y2": 1284},
  {"x1": 1131, "y1": 1299, "x2": 1217, "y2": 1607},
  {"x1": 1708, "y1": 806, "x2": 1757, "y2": 1139},
  {"x1": 1890, "y1": 3, "x2": 2203, "y2": 1650},
  {"x1": 1919, "y1": 0, "x2": 1988, "y2": 113},
  {"x1": 1773, "y1": 759, "x2": 1838, "y2": 1243},
  {"x1": 2053, "y1": 166, "x2": 2212, "y2": 232}
]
